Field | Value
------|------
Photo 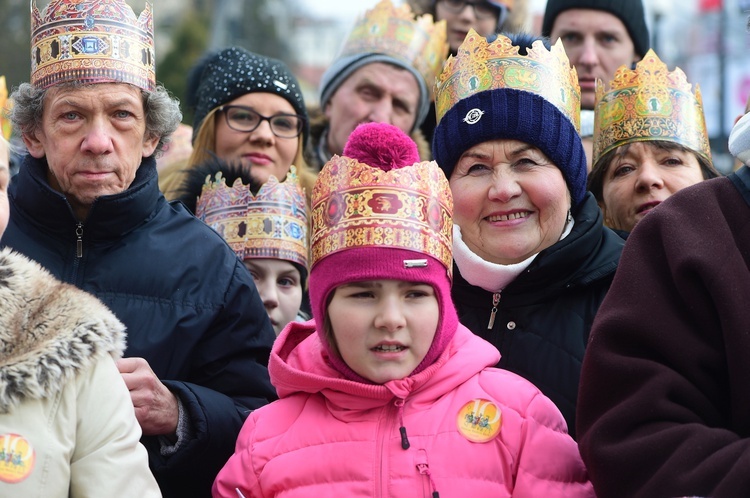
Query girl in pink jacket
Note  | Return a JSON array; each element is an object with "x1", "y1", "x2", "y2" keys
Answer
[{"x1": 213, "y1": 123, "x2": 593, "y2": 498}]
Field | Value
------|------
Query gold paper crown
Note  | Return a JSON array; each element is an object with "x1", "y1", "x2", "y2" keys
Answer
[
  {"x1": 340, "y1": 0, "x2": 448, "y2": 97},
  {"x1": 435, "y1": 30, "x2": 581, "y2": 131},
  {"x1": 195, "y1": 167, "x2": 309, "y2": 269},
  {"x1": 0, "y1": 76, "x2": 11, "y2": 141},
  {"x1": 310, "y1": 157, "x2": 453, "y2": 274},
  {"x1": 593, "y1": 49, "x2": 711, "y2": 166},
  {"x1": 30, "y1": 0, "x2": 155, "y2": 91}
]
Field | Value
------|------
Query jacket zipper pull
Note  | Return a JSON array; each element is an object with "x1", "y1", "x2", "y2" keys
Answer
[
  {"x1": 416, "y1": 450, "x2": 440, "y2": 498},
  {"x1": 399, "y1": 426, "x2": 410, "y2": 450},
  {"x1": 487, "y1": 292, "x2": 501, "y2": 329},
  {"x1": 75, "y1": 222, "x2": 84, "y2": 258}
]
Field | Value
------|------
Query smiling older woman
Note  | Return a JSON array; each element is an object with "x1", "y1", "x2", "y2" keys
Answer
[
  {"x1": 587, "y1": 50, "x2": 720, "y2": 235},
  {"x1": 431, "y1": 31, "x2": 624, "y2": 437}
]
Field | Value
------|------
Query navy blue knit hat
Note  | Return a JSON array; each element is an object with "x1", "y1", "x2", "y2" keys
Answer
[
  {"x1": 187, "y1": 47, "x2": 308, "y2": 146},
  {"x1": 432, "y1": 88, "x2": 587, "y2": 209}
]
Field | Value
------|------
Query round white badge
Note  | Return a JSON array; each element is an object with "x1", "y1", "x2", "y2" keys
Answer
[{"x1": 463, "y1": 108, "x2": 485, "y2": 125}]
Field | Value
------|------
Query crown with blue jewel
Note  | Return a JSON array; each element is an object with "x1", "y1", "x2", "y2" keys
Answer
[{"x1": 31, "y1": 0, "x2": 155, "y2": 90}]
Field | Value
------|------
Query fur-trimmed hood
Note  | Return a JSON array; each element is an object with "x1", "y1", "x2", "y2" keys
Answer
[{"x1": 0, "y1": 249, "x2": 126, "y2": 413}]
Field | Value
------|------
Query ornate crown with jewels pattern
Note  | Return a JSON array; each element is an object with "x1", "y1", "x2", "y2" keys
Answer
[
  {"x1": 435, "y1": 29, "x2": 581, "y2": 131},
  {"x1": 195, "y1": 167, "x2": 309, "y2": 268},
  {"x1": 310, "y1": 156, "x2": 453, "y2": 274},
  {"x1": 340, "y1": 0, "x2": 448, "y2": 98},
  {"x1": 30, "y1": 0, "x2": 155, "y2": 91},
  {"x1": 593, "y1": 49, "x2": 711, "y2": 165}
]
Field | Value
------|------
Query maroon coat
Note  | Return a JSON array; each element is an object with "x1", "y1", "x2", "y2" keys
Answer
[{"x1": 577, "y1": 167, "x2": 750, "y2": 497}]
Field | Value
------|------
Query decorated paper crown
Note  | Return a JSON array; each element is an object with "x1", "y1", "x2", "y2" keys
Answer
[
  {"x1": 195, "y1": 167, "x2": 308, "y2": 268},
  {"x1": 30, "y1": 0, "x2": 155, "y2": 91},
  {"x1": 0, "y1": 76, "x2": 11, "y2": 141},
  {"x1": 340, "y1": 0, "x2": 448, "y2": 97},
  {"x1": 435, "y1": 29, "x2": 581, "y2": 131},
  {"x1": 310, "y1": 153, "x2": 453, "y2": 274},
  {"x1": 593, "y1": 49, "x2": 711, "y2": 165}
]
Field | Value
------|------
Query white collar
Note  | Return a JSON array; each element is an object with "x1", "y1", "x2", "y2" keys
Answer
[{"x1": 452, "y1": 216, "x2": 574, "y2": 293}]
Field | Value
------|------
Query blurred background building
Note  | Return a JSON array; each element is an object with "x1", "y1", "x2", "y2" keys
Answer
[{"x1": 2, "y1": 0, "x2": 749, "y2": 170}]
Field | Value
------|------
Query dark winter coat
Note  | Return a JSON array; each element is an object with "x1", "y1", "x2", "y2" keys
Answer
[
  {"x1": 577, "y1": 167, "x2": 750, "y2": 497},
  {"x1": 1, "y1": 155, "x2": 277, "y2": 497},
  {"x1": 451, "y1": 193, "x2": 624, "y2": 438}
]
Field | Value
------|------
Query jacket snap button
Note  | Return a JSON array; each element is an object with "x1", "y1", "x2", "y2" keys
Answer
[{"x1": 507, "y1": 321, "x2": 516, "y2": 330}]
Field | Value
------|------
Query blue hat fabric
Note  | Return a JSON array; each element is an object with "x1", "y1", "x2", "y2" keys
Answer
[{"x1": 432, "y1": 88, "x2": 587, "y2": 209}]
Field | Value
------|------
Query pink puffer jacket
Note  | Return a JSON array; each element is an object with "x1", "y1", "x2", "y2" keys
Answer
[{"x1": 213, "y1": 321, "x2": 593, "y2": 497}]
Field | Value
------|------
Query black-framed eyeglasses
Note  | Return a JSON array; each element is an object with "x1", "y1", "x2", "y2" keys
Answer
[
  {"x1": 437, "y1": 0, "x2": 501, "y2": 20},
  {"x1": 217, "y1": 105, "x2": 305, "y2": 139}
]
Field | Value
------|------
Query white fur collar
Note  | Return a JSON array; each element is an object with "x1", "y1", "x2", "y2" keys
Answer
[{"x1": 0, "y1": 249, "x2": 125, "y2": 413}]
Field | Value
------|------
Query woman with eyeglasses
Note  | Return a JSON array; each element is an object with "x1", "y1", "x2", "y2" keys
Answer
[{"x1": 159, "y1": 47, "x2": 316, "y2": 201}]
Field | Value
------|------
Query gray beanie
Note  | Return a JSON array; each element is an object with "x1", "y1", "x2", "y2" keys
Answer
[{"x1": 318, "y1": 53, "x2": 430, "y2": 132}]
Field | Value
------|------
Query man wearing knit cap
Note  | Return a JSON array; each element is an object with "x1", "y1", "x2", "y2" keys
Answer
[
  {"x1": 542, "y1": 0, "x2": 650, "y2": 111},
  {"x1": 304, "y1": 0, "x2": 448, "y2": 171}
]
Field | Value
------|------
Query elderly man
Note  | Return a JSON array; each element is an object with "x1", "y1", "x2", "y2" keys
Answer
[
  {"x1": 2, "y1": 1, "x2": 276, "y2": 496},
  {"x1": 305, "y1": 0, "x2": 447, "y2": 170}
]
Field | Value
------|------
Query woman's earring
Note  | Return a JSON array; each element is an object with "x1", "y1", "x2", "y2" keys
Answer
[{"x1": 566, "y1": 209, "x2": 572, "y2": 224}]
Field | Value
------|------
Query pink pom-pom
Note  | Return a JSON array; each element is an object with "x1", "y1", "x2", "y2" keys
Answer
[{"x1": 343, "y1": 123, "x2": 420, "y2": 171}]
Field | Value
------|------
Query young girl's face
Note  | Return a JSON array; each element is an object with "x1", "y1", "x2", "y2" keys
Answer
[
  {"x1": 245, "y1": 259, "x2": 303, "y2": 335},
  {"x1": 327, "y1": 279, "x2": 439, "y2": 383}
]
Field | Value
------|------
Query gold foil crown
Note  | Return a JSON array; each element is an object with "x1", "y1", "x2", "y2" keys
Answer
[
  {"x1": 340, "y1": 0, "x2": 448, "y2": 97},
  {"x1": 196, "y1": 167, "x2": 309, "y2": 269},
  {"x1": 31, "y1": 0, "x2": 155, "y2": 91},
  {"x1": 310, "y1": 157, "x2": 453, "y2": 275},
  {"x1": 435, "y1": 30, "x2": 581, "y2": 131},
  {"x1": 593, "y1": 49, "x2": 711, "y2": 166}
]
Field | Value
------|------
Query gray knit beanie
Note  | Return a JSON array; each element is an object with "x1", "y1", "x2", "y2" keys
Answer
[{"x1": 318, "y1": 53, "x2": 430, "y2": 132}]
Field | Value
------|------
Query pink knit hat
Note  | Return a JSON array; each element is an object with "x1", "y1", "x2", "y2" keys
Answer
[{"x1": 309, "y1": 122, "x2": 457, "y2": 382}]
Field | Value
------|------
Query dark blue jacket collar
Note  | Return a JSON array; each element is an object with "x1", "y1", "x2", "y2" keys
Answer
[{"x1": 11, "y1": 154, "x2": 162, "y2": 240}]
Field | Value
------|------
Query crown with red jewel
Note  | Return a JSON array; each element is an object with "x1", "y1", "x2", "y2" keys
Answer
[
  {"x1": 435, "y1": 30, "x2": 580, "y2": 131},
  {"x1": 311, "y1": 125, "x2": 453, "y2": 274},
  {"x1": 340, "y1": 0, "x2": 448, "y2": 98},
  {"x1": 196, "y1": 167, "x2": 309, "y2": 268},
  {"x1": 593, "y1": 49, "x2": 711, "y2": 166},
  {"x1": 30, "y1": 0, "x2": 155, "y2": 91}
]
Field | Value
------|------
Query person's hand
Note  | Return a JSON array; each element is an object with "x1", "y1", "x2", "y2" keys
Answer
[{"x1": 117, "y1": 357, "x2": 179, "y2": 436}]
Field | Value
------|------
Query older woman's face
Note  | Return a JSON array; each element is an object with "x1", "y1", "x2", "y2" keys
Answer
[
  {"x1": 600, "y1": 142, "x2": 705, "y2": 232},
  {"x1": 450, "y1": 139, "x2": 570, "y2": 265}
]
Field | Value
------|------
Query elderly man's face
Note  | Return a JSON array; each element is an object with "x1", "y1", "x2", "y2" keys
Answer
[
  {"x1": 324, "y1": 62, "x2": 420, "y2": 157},
  {"x1": 24, "y1": 83, "x2": 159, "y2": 218}
]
